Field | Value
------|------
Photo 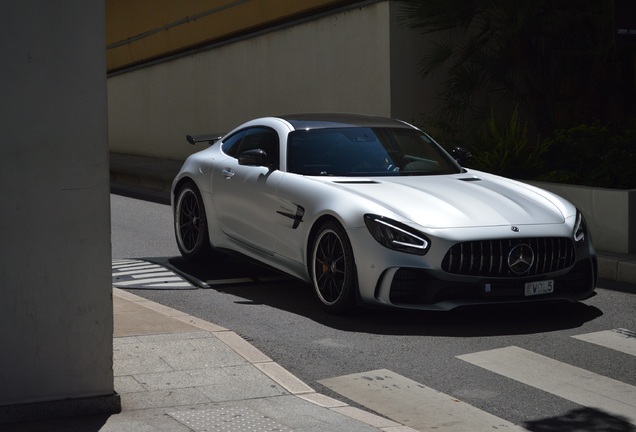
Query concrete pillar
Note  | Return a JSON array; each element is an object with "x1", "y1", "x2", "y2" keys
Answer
[{"x1": 0, "y1": 0, "x2": 119, "y2": 420}]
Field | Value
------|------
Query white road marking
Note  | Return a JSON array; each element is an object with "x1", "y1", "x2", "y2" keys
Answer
[
  {"x1": 112, "y1": 259, "x2": 194, "y2": 289},
  {"x1": 112, "y1": 262, "x2": 158, "y2": 270},
  {"x1": 318, "y1": 369, "x2": 527, "y2": 431},
  {"x1": 572, "y1": 328, "x2": 636, "y2": 356},
  {"x1": 457, "y1": 346, "x2": 636, "y2": 425},
  {"x1": 111, "y1": 267, "x2": 163, "y2": 276},
  {"x1": 114, "y1": 276, "x2": 184, "y2": 286},
  {"x1": 130, "y1": 271, "x2": 175, "y2": 279},
  {"x1": 144, "y1": 282, "x2": 193, "y2": 288}
]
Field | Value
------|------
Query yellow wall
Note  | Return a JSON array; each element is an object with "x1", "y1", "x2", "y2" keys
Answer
[{"x1": 106, "y1": 0, "x2": 355, "y2": 72}]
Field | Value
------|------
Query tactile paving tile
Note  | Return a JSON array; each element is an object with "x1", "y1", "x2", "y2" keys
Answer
[{"x1": 168, "y1": 406, "x2": 292, "y2": 431}]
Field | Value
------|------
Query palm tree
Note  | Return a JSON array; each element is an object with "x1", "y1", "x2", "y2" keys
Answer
[{"x1": 399, "y1": 0, "x2": 620, "y2": 138}]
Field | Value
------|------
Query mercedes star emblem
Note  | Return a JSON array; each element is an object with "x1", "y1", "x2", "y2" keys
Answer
[{"x1": 508, "y1": 244, "x2": 535, "y2": 274}]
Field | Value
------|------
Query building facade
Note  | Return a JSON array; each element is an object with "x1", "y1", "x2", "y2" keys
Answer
[{"x1": 106, "y1": 0, "x2": 438, "y2": 160}]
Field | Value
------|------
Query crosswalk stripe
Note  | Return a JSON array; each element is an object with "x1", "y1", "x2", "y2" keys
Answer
[
  {"x1": 457, "y1": 346, "x2": 636, "y2": 425},
  {"x1": 130, "y1": 271, "x2": 175, "y2": 279},
  {"x1": 318, "y1": 369, "x2": 528, "y2": 431},
  {"x1": 112, "y1": 267, "x2": 163, "y2": 276},
  {"x1": 112, "y1": 259, "x2": 195, "y2": 289},
  {"x1": 572, "y1": 328, "x2": 636, "y2": 356},
  {"x1": 112, "y1": 263, "x2": 159, "y2": 270},
  {"x1": 145, "y1": 282, "x2": 193, "y2": 288},
  {"x1": 114, "y1": 276, "x2": 184, "y2": 286}
]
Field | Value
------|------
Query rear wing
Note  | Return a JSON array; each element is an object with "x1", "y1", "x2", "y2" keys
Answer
[{"x1": 186, "y1": 134, "x2": 225, "y2": 145}]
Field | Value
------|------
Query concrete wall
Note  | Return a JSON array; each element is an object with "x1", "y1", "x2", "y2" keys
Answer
[
  {"x1": 108, "y1": 1, "x2": 435, "y2": 161},
  {"x1": 0, "y1": 0, "x2": 117, "y2": 416},
  {"x1": 529, "y1": 182, "x2": 636, "y2": 254}
]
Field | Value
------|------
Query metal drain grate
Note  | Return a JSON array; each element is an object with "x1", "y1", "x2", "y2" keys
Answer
[{"x1": 169, "y1": 406, "x2": 292, "y2": 431}]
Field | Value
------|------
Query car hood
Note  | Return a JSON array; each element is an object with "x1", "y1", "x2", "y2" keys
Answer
[{"x1": 320, "y1": 173, "x2": 566, "y2": 229}]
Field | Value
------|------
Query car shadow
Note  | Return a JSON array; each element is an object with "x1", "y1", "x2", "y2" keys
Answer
[
  {"x1": 523, "y1": 407, "x2": 636, "y2": 432},
  {"x1": 149, "y1": 255, "x2": 603, "y2": 338}
]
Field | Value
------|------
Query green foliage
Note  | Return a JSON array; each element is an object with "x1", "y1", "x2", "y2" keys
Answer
[
  {"x1": 537, "y1": 123, "x2": 636, "y2": 189},
  {"x1": 399, "y1": 0, "x2": 620, "y2": 136},
  {"x1": 467, "y1": 108, "x2": 548, "y2": 180},
  {"x1": 400, "y1": 0, "x2": 636, "y2": 188}
]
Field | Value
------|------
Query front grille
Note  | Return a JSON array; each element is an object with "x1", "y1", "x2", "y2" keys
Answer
[{"x1": 441, "y1": 237, "x2": 575, "y2": 277}]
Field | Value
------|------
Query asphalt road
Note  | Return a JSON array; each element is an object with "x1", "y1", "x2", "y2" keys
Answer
[{"x1": 111, "y1": 192, "x2": 636, "y2": 431}]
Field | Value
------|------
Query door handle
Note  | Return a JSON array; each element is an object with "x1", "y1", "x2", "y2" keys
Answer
[{"x1": 222, "y1": 169, "x2": 235, "y2": 179}]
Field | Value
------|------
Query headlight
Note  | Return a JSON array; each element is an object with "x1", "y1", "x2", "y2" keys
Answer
[
  {"x1": 573, "y1": 210, "x2": 587, "y2": 246},
  {"x1": 364, "y1": 214, "x2": 430, "y2": 255}
]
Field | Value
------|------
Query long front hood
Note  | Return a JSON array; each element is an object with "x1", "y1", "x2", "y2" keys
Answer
[{"x1": 323, "y1": 173, "x2": 567, "y2": 229}]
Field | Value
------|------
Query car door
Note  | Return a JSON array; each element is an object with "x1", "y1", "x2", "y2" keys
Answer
[{"x1": 211, "y1": 126, "x2": 283, "y2": 255}]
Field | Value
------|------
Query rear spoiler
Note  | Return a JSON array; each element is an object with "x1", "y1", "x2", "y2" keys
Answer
[{"x1": 186, "y1": 134, "x2": 225, "y2": 145}]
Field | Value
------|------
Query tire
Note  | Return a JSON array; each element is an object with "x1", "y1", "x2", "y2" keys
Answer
[
  {"x1": 310, "y1": 220, "x2": 356, "y2": 313},
  {"x1": 174, "y1": 182, "x2": 213, "y2": 261}
]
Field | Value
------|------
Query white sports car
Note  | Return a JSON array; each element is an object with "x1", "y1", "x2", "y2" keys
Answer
[{"x1": 172, "y1": 113, "x2": 597, "y2": 313}]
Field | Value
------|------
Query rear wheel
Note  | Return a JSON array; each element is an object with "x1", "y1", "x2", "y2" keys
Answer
[
  {"x1": 174, "y1": 182, "x2": 212, "y2": 261},
  {"x1": 310, "y1": 221, "x2": 356, "y2": 313}
]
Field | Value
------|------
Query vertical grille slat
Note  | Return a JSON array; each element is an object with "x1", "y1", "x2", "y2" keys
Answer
[
  {"x1": 497, "y1": 240, "x2": 504, "y2": 274},
  {"x1": 441, "y1": 237, "x2": 575, "y2": 277},
  {"x1": 529, "y1": 238, "x2": 537, "y2": 275}
]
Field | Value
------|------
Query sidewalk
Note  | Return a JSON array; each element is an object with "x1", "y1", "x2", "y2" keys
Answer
[{"x1": 106, "y1": 288, "x2": 414, "y2": 431}]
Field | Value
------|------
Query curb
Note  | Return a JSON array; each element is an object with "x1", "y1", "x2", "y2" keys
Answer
[{"x1": 598, "y1": 254, "x2": 636, "y2": 287}]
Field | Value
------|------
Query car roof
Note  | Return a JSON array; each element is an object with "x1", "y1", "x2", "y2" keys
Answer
[{"x1": 277, "y1": 113, "x2": 414, "y2": 130}]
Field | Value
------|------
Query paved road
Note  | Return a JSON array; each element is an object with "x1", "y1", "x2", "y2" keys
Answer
[{"x1": 111, "y1": 193, "x2": 636, "y2": 431}]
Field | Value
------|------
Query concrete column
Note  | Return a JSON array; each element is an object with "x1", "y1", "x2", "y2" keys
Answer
[{"x1": 0, "y1": 0, "x2": 119, "y2": 420}]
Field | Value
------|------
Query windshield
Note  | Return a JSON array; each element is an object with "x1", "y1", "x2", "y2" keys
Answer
[{"x1": 287, "y1": 127, "x2": 461, "y2": 176}]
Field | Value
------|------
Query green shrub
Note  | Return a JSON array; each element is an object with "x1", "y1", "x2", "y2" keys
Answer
[
  {"x1": 467, "y1": 107, "x2": 549, "y2": 180},
  {"x1": 537, "y1": 123, "x2": 636, "y2": 189}
]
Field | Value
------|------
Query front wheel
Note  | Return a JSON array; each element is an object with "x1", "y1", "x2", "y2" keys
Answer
[
  {"x1": 174, "y1": 182, "x2": 212, "y2": 261},
  {"x1": 310, "y1": 221, "x2": 356, "y2": 313}
]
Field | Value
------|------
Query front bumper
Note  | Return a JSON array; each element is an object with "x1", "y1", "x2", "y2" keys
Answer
[
  {"x1": 347, "y1": 225, "x2": 597, "y2": 311},
  {"x1": 380, "y1": 257, "x2": 597, "y2": 310}
]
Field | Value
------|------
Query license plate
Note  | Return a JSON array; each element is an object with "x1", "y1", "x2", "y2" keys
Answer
[{"x1": 525, "y1": 280, "x2": 554, "y2": 296}]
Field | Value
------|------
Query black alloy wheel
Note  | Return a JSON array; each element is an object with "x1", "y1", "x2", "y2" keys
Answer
[
  {"x1": 174, "y1": 182, "x2": 212, "y2": 261},
  {"x1": 311, "y1": 220, "x2": 356, "y2": 313}
]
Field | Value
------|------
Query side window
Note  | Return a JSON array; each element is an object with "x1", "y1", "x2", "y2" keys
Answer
[
  {"x1": 221, "y1": 130, "x2": 247, "y2": 157},
  {"x1": 236, "y1": 127, "x2": 280, "y2": 169},
  {"x1": 221, "y1": 127, "x2": 280, "y2": 169}
]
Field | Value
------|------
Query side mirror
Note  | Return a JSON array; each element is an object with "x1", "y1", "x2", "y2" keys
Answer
[
  {"x1": 238, "y1": 149, "x2": 268, "y2": 167},
  {"x1": 452, "y1": 147, "x2": 472, "y2": 164}
]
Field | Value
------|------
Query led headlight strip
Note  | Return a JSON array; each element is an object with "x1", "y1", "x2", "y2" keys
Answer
[{"x1": 364, "y1": 214, "x2": 430, "y2": 255}]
